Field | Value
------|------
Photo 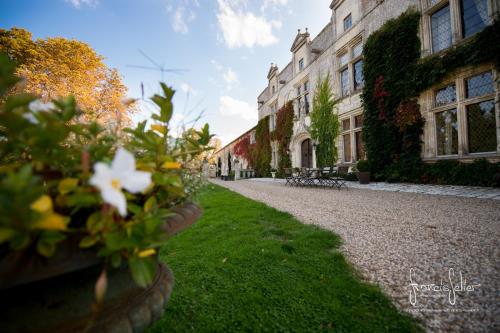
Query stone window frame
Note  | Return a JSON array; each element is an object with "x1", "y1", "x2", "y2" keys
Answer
[
  {"x1": 249, "y1": 131, "x2": 256, "y2": 145},
  {"x1": 298, "y1": 58, "x2": 304, "y2": 72},
  {"x1": 336, "y1": 35, "x2": 363, "y2": 99},
  {"x1": 421, "y1": 0, "x2": 494, "y2": 55},
  {"x1": 295, "y1": 77, "x2": 310, "y2": 118},
  {"x1": 343, "y1": 13, "x2": 352, "y2": 32},
  {"x1": 427, "y1": 65, "x2": 498, "y2": 158},
  {"x1": 339, "y1": 111, "x2": 364, "y2": 164},
  {"x1": 269, "y1": 102, "x2": 278, "y2": 132}
]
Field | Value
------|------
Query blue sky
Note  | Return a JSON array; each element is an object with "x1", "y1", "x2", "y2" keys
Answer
[{"x1": 1, "y1": 0, "x2": 331, "y2": 145}]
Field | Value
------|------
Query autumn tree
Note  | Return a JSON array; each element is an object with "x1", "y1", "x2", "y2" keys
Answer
[{"x1": 0, "y1": 27, "x2": 134, "y2": 127}]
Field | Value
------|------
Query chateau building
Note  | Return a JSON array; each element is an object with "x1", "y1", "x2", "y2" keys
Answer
[{"x1": 216, "y1": 0, "x2": 499, "y2": 173}]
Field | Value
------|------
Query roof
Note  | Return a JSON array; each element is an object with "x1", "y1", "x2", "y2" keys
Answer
[
  {"x1": 214, "y1": 125, "x2": 257, "y2": 155},
  {"x1": 290, "y1": 29, "x2": 310, "y2": 52}
]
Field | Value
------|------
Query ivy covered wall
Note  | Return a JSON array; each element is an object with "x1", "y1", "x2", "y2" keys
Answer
[
  {"x1": 253, "y1": 116, "x2": 271, "y2": 177},
  {"x1": 273, "y1": 101, "x2": 294, "y2": 176},
  {"x1": 362, "y1": 10, "x2": 500, "y2": 181}
]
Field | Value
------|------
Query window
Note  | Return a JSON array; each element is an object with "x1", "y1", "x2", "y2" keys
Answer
[
  {"x1": 337, "y1": 41, "x2": 363, "y2": 98},
  {"x1": 340, "y1": 68, "x2": 349, "y2": 97},
  {"x1": 466, "y1": 72, "x2": 493, "y2": 98},
  {"x1": 342, "y1": 119, "x2": 351, "y2": 131},
  {"x1": 354, "y1": 114, "x2": 364, "y2": 128},
  {"x1": 343, "y1": 134, "x2": 351, "y2": 162},
  {"x1": 298, "y1": 58, "x2": 304, "y2": 71},
  {"x1": 355, "y1": 131, "x2": 365, "y2": 160},
  {"x1": 303, "y1": 81, "x2": 309, "y2": 114},
  {"x1": 435, "y1": 84, "x2": 456, "y2": 106},
  {"x1": 250, "y1": 131, "x2": 256, "y2": 144},
  {"x1": 354, "y1": 115, "x2": 365, "y2": 160},
  {"x1": 270, "y1": 104, "x2": 277, "y2": 131},
  {"x1": 460, "y1": 0, "x2": 488, "y2": 38},
  {"x1": 343, "y1": 14, "x2": 352, "y2": 31},
  {"x1": 467, "y1": 100, "x2": 496, "y2": 153},
  {"x1": 296, "y1": 81, "x2": 310, "y2": 116},
  {"x1": 353, "y1": 60, "x2": 364, "y2": 90},
  {"x1": 428, "y1": 69, "x2": 497, "y2": 158},
  {"x1": 427, "y1": 0, "x2": 489, "y2": 54},
  {"x1": 436, "y1": 109, "x2": 459, "y2": 155},
  {"x1": 431, "y1": 4, "x2": 452, "y2": 52},
  {"x1": 272, "y1": 85, "x2": 275, "y2": 94},
  {"x1": 339, "y1": 53, "x2": 348, "y2": 66},
  {"x1": 353, "y1": 43, "x2": 363, "y2": 58}
]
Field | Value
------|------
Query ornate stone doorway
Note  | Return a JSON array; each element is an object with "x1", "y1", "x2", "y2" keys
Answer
[{"x1": 301, "y1": 138, "x2": 313, "y2": 168}]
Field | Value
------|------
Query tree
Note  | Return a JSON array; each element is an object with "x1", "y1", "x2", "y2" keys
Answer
[
  {"x1": 310, "y1": 74, "x2": 340, "y2": 168},
  {"x1": 0, "y1": 27, "x2": 134, "y2": 127}
]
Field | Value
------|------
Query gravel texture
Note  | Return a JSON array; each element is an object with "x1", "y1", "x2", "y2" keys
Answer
[{"x1": 210, "y1": 179, "x2": 500, "y2": 333}]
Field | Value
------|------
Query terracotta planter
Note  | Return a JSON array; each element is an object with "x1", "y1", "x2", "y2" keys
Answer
[
  {"x1": 0, "y1": 202, "x2": 202, "y2": 333},
  {"x1": 357, "y1": 171, "x2": 370, "y2": 184}
]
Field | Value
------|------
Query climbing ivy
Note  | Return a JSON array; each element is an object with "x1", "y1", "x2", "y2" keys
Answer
[
  {"x1": 273, "y1": 101, "x2": 294, "y2": 176},
  {"x1": 362, "y1": 10, "x2": 500, "y2": 181},
  {"x1": 253, "y1": 116, "x2": 271, "y2": 177},
  {"x1": 309, "y1": 74, "x2": 340, "y2": 168}
]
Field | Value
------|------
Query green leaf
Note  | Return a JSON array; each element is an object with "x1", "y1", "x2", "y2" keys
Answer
[
  {"x1": 10, "y1": 232, "x2": 30, "y2": 250},
  {"x1": 129, "y1": 257, "x2": 157, "y2": 288},
  {"x1": 111, "y1": 252, "x2": 122, "y2": 268},
  {"x1": 37, "y1": 239, "x2": 56, "y2": 257},
  {"x1": 0, "y1": 227, "x2": 15, "y2": 244},
  {"x1": 79, "y1": 235, "x2": 97, "y2": 248},
  {"x1": 144, "y1": 196, "x2": 157, "y2": 212}
]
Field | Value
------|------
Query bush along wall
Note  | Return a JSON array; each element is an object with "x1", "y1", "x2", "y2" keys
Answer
[
  {"x1": 272, "y1": 101, "x2": 294, "y2": 177},
  {"x1": 362, "y1": 10, "x2": 500, "y2": 185},
  {"x1": 253, "y1": 116, "x2": 272, "y2": 177}
]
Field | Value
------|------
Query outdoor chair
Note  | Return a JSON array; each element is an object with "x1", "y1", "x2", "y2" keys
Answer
[
  {"x1": 284, "y1": 168, "x2": 297, "y2": 186},
  {"x1": 329, "y1": 166, "x2": 348, "y2": 190}
]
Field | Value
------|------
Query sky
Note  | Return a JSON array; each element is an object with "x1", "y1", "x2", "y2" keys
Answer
[{"x1": 0, "y1": 0, "x2": 331, "y2": 145}]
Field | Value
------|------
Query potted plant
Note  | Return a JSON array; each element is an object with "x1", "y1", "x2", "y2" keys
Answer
[
  {"x1": 0, "y1": 54, "x2": 213, "y2": 333},
  {"x1": 270, "y1": 168, "x2": 277, "y2": 180},
  {"x1": 356, "y1": 160, "x2": 371, "y2": 184}
]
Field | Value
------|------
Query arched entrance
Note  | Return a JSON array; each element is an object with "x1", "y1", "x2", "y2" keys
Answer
[{"x1": 301, "y1": 139, "x2": 313, "y2": 168}]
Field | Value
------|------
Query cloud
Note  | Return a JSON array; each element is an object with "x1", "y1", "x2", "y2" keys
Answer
[
  {"x1": 223, "y1": 68, "x2": 238, "y2": 85},
  {"x1": 211, "y1": 60, "x2": 239, "y2": 90},
  {"x1": 65, "y1": 0, "x2": 98, "y2": 8},
  {"x1": 167, "y1": 0, "x2": 199, "y2": 34},
  {"x1": 180, "y1": 83, "x2": 198, "y2": 96},
  {"x1": 219, "y1": 96, "x2": 257, "y2": 121},
  {"x1": 261, "y1": 0, "x2": 288, "y2": 11},
  {"x1": 216, "y1": 0, "x2": 281, "y2": 48}
]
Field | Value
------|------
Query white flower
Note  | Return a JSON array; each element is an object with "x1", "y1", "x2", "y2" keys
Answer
[
  {"x1": 25, "y1": 100, "x2": 55, "y2": 123},
  {"x1": 90, "y1": 148, "x2": 152, "y2": 216}
]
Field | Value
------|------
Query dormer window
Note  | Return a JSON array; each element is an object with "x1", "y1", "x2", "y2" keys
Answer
[
  {"x1": 272, "y1": 85, "x2": 276, "y2": 94},
  {"x1": 298, "y1": 58, "x2": 304, "y2": 71},
  {"x1": 343, "y1": 14, "x2": 352, "y2": 31}
]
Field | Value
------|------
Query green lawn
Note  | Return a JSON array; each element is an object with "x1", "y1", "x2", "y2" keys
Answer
[{"x1": 148, "y1": 184, "x2": 422, "y2": 332}]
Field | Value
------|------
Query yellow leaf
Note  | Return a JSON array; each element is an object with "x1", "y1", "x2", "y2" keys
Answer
[
  {"x1": 31, "y1": 195, "x2": 53, "y2": 213},
  {"x1": 161, "y1": 161, "x2": 182, "y2": 170},
  {"x1": 58, "y1": 178, "x2": 79, "y2": 194},
  {"x1": 151, "y1": 124, "x2": 166, "y2": 134},
  {"x1": 138, "y1": 248, "x2": 156, "y2": 258},
  {"x1": 144, "y1": 196, "x2": 157, "y2": 212},
  {"x1": 32, "y1": 213, "x2": 67, "y2": 230}
]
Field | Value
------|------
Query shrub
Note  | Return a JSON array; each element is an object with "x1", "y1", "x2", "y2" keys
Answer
[
  {"x1": 356, "y1": 160, "x2": 371, "y2": 172},
  {"x1": 0, "y1": 53, "x2": 214, "y2": 288}
]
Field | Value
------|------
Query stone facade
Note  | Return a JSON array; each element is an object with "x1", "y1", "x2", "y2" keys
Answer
[
  {"x1": 255, "y1": 0, "x2": 500, "y2": 168},
  {"x1": 215, "y1": 0, "x2": 499, "y2": 173},
  {"x1": 214, "y1": 126, "x2": 256, "y2": 177}
]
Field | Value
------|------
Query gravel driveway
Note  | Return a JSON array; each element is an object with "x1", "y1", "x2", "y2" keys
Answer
[{"x1": 210, "y1": 179, "x2": 500, "y2": 333}]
